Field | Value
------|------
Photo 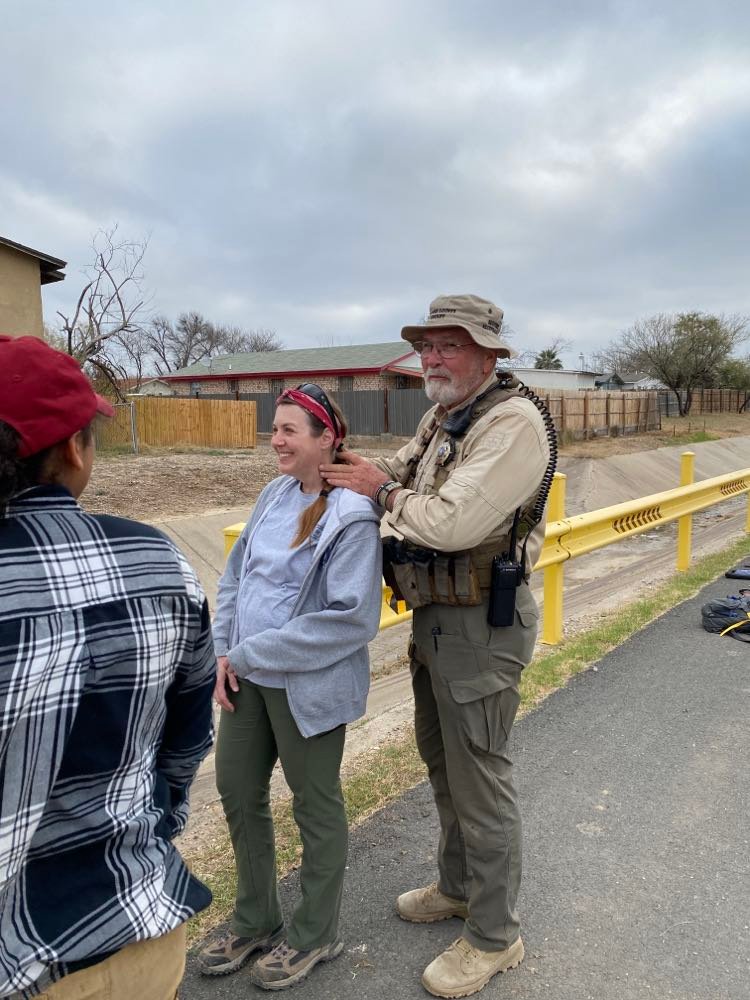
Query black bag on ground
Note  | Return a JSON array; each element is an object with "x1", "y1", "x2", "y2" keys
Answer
[{"x1": 701, "y1": 598, "x2": 750, "y2": 641}]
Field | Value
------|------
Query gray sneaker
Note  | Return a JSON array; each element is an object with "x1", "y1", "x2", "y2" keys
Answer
[
  {"x1": 197, "y1": 925, "x2": 284, "y2": 976},
  {"x1": 249, "y1": 937, "x2": 344, "y2": 990}
]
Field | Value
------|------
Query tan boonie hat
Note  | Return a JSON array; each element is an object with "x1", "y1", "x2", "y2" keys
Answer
[{"x1": 401, "y1": 293, "x2": 517, "y2": 359}]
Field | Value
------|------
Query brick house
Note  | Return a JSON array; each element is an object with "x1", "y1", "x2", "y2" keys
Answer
[{"x1": 160, "y1": 342, "x2": 421, "y2": 398}]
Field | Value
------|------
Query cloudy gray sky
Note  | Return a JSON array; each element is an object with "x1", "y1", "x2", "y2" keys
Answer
[{"x1": 3, "y1": 0, "x2": 749, "y2": 366}]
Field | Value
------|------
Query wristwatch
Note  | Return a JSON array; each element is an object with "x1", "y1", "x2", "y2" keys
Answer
[{"x1": 374, "y1": 480, "x2": 401, "y2": 508}]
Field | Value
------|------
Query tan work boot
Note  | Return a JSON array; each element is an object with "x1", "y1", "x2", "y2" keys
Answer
[
  {"x1": 421, "y1": 936, "x2": 524, "y2": 998},
  {"x1": 396, "y1": 883, "x2": 469, "y2": 923}
]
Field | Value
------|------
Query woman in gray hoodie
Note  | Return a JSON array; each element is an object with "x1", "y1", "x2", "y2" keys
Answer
[{"x1": 199, "y1": 384, "x2": 383, "y2": 990}]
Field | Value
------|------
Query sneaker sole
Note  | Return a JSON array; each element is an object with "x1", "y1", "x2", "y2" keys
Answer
[
  {"x1": 249, "y1": 939, "x2": 344, "y2": 991},
  {"x1": 198, "y1": 927, "x2": 285, "y2": 977},
  {"x1": 421, "y1": 937, "x2": 524, "y2": 999}
]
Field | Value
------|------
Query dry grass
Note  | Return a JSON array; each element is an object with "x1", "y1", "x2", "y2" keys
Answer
[{"x1": 562, "y1": 411, "x2": 750, "y2": 459}]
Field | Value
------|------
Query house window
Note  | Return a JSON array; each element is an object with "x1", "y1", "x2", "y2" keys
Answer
[
  {"x1": 190, "y1": 381, "x2": 201, "y2": 397},
  {"x1": 228, "y1": 379, "x2": 239, "y2": 393},
  {"x1": 395, "y1": 375, "x2": 410, "y2": 390},
  {"x1": 338, "y1": 376, "x2": 354, "y2": 392},
  {"x1": 270, "y1": 379, "x2": 284, "y2": 397}
]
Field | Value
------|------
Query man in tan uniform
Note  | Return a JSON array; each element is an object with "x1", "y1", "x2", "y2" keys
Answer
[{"x1": 321, "y1": 293, "x2": 551, "y2": 998}]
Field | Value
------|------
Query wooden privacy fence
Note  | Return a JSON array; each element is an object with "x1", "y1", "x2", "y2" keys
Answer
[
  {"x1": 658, "y1": 388, "x2": 750, "y2": 416},
  {"x1": 94, "y1": 403, "x2": 137, "y2": 450},
  {"x1": 199, "y1": 386, "x2": 661, "y2": 439},
  {"x1": 113, "y1": 384, "x2": 747, "y2": 451},
  {"x1": 97, "y1": 397, "x2": 256, "y2": 450},
  {"x1": 541, "y1": 389, "x2": 660, "y2": 439}
]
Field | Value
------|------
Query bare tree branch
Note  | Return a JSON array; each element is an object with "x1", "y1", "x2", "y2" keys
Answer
[
  {"x1": 55, "y1": 226, "x2": 150, "y2": 372},
  {"x1": 140, "y1": 314, "x2": 282, "y2": 375},
  {"x1": 216, "y1": 326, "x2": 282, "y2": 353}
]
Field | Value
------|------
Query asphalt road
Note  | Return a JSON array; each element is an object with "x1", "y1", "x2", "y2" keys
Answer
[{"x1": 180, "y1": 574, "x2": 750, "y2": 1000}]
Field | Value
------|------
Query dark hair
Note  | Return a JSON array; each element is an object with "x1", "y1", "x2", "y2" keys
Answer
[
  {"x1": 0, "y1": 420, "x2": 93, "y2": 508},
  {"x1": 276, "y1": 396, "x2": 348, "y2": 548}
]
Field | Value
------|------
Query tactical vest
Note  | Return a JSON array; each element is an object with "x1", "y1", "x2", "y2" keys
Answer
[{"x1": 383, "y1": 385, "x2": 546, "y2": 607}]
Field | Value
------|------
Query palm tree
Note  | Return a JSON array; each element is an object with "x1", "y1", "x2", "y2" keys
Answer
[{"x1": 534, "y1": 348, "x2": 563, "y2": 370}]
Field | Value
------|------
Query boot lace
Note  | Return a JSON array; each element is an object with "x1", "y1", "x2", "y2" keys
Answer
[
  {"x1": 453, "y1": 938, "x2": 482, "y2": 960},
  {"x1": 269, "y1": 940, "x2": 296, "y2": 960}
]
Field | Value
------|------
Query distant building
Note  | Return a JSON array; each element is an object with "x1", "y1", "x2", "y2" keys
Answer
[
  {"x1": 595, "y1": 371, "x2": 665, "y2": 390},
  {"x1": 0, "y1": 236, "x2": 66, "y2": 338},
  {"x1": 503, "y1": 367, "x2": 602, "y2": 390},
  {"x1": 160, "y1": 342, "x2": 420, "y2": 397},
  {"x1": 130, "y1": 378, "x2": 175, "y2": 397}
]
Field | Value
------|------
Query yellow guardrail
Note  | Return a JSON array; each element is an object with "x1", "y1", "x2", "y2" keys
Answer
[
  {"x1": 223, "y1": 523, "x2": 245, "y2": 558},
  {"x1": 222, "y1": 452, "x2": 750, "y2": 645},
  {"x1": 538, "y1": 454, "x2": 750, "y2": 643}
]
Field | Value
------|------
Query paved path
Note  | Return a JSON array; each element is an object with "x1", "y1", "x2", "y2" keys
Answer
[
  {"x1": 180, "y1": 573, "x2": 750, "y2": 999},
  {"x1": 154, "y1": 507, "x2": 248, "y2": 609}
]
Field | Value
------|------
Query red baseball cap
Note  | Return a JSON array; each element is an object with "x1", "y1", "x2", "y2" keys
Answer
[{"x1": 0, "y1": 335, "x2": 115, "y2": 458}]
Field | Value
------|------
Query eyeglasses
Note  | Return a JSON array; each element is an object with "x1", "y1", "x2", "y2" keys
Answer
[
  {"x1": 412, "y1": 340, "x2": 474, "y2": 360},
  {"x1": 295, "y1": 383, "x2": 339, "y2": 432}
]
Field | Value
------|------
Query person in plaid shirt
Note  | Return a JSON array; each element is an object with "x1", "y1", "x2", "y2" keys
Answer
[{"x1": 0, "y1": 336, "x2": 216, "y2": 999}]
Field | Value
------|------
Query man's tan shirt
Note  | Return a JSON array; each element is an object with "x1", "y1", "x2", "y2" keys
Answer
[{"x1": 374, "y1": 372, "x2": 550, "y2": 574}]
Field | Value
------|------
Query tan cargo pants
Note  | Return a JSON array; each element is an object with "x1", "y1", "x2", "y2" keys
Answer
[
  {"x1": 34, "y1": 924, "x2": 186, "y2": 1000},
  {"x1": 409, "y1": 581, "x2": 538, "y2": 952}
]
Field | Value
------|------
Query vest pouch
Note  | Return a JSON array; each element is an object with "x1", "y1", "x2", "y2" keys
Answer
[
  {"x1": 383, "y1": 559, "x2": 433, "y2": 609},
  {"x1": 383, "y1": 549, "x2": 483, "y2": 609},
  {"x1": 449, "y1": 552, "x2": 482, "y2": 605}
]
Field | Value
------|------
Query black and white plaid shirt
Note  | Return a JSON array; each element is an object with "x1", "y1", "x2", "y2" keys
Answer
[{"x1": 0, "y1": 486, "x2": 216, "y2": 998}]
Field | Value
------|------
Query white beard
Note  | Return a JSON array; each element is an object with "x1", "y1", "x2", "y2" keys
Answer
[
  {"x1": 424, "y1": 367, "x2": 485, "y2": 407},
  {"x1": 424, "y1": 376, "x2": 464, "y2": 406},
  {"x1": 422, "y1": 350, "x2": 491, "y2": 407}
]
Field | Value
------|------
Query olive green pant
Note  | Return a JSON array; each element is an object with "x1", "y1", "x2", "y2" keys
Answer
[
  {"x1": 215, "y1": 681, "x2": 347, "y2": 951},
  {"x1": 410, "y1": 584, "x2": 538, "y2": 951}
]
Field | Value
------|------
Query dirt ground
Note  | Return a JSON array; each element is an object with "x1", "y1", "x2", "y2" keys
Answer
[
  {"x1": 83, "y1": 437, "x2": 409, "y2": 520},
  {"x1": 564, "y1": 411, "x2": 750, "y2": 457},
  {"x1": 84, "y1": 413, "x2": 750, "y2": 521}
]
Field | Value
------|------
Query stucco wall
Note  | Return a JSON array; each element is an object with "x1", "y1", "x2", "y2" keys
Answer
[{"x1": 0, "y1": 246, "x2": 43, "y2": 337}]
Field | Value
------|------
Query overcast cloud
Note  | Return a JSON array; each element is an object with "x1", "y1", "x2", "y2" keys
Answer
[{"x1": 2, "y1": 0, "x2": 749, "y2": 366}]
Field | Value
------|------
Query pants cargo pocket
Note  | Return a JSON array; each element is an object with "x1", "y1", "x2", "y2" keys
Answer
[
  {"x1": 447, "y1": 671, "x2": 520, "y2": 755},
  {"x1": 430, "y1": 631, "x2": 481, "y2": 682}
]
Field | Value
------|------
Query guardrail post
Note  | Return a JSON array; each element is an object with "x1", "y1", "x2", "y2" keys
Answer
[
  {"x1": 542, "y1": 472, "x2": 566, "y2": 644},
  {"x1": 223, "y1": 522, "x2": 245, "y2": 558},
  {"x1": 676, "y1": 451, "x2": 695, "y2": 571}
]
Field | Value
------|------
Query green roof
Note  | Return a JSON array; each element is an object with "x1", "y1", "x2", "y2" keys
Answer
[{"x1": 166, "y1": 342, "x2": 414, "y2": 378}]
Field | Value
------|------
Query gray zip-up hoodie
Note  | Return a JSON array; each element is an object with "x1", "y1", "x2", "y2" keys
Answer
[{"x1": 212, "y1": 476, "x2": 383, "y2": 737}]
